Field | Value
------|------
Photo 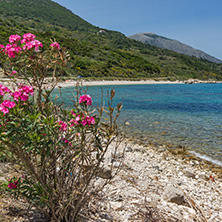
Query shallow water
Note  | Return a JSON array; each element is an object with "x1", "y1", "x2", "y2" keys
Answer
[{"x1": 53, "y1": 83, "x2": 222, "y2": 165}]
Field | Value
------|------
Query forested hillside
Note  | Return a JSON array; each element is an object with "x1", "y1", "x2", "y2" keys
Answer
[{"x1": 0, "y1": 0, "x2": 222, "y2": 80}]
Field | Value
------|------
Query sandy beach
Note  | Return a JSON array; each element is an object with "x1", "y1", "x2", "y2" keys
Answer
[{"x1": 57, "y1": 79, "x2": 184, "y2": 88}]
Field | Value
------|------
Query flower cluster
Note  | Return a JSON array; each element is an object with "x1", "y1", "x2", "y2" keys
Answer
[
  {"x1": 57, "y1": 121, "x2": 68, "y2": 131},
  {"x1": 0, "y1": 44, "x2": 4, "y2": 52},
  {"x1": 9, "y1": 34, "x2": 21, "y2": 43},
  {"x1": 50, "y1": 42, "x2": 61, "y2": 50},
  {"x1": 79, "y1": 94, "x2": 92, "y2": 106},
  {"x1": 7, "y1": 179, "x2": 18, "y2": 189},
  {"x1": 0, "y1": 33, "x2": 43, "y2": 58},
  {"x1": 0, "y1": 100, "x2": 16, "y2": 115},
  {"x1": 21, "y1": 33, "x2": 36, "y2": 43},
  {"x1": 70, "y1": 112, "x2": 95, "y2": 127},
  {"x1": 4, "y1": 43, "x2": 22, "y2": 58},
  {"x1": 10, "y1": 85, "x2": 34, "y2": 102},
  {"x1": 61, "y1": 138, "x2": 72, "y2": 146},
  {"x1": 21, "y1": 33, "x2": 43, "y2": 51},
  {"x1": 0, "y1": 84, "x2": 34, "y2": 115},
  {"x1": 22, "y1": 39, "x2": 43, "y2": 52},
  {"x1": 0, "y1": 84, "x2": 11, "y2": 96}
]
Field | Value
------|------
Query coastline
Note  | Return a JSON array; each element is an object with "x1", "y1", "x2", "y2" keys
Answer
[
  {"x1": 1, "y1": 78, "x2": 220, "y2": 89},
  {"x1": 57, "y1": 79, "x2": 184, "y2": 88},
  {"x1": 55, "y1": 79, "x2": 222, "y2": 169},
  {"x1": 1, "y1": 78, "x2": 222, "y2": 167}
]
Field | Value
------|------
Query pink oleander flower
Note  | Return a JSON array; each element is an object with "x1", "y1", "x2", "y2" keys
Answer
[
  {"x1": 1, "y1": 100, "x2": 16, "y2": 108},
  {"x1": 20, "y1": 93, "x2": 29, "y2": 101},
  {"x1": 70, "y1": 114, "x2": 81, "y2": 126},
  {"x1": 75, "y1": 115, "x2": 81, "y2": 122},
  {"x1": 7, "y1": 182, "x2": 17, "y2": 189},
  {"x1": 10, "y1": 70, "x2": 17, "y2": 76},
  {"x1": 23, "y1": 40, "x2": 43, "y2": 52},
  {"x1": 20, "y1": 85, "x2": 34, "y2": 95},
  {"x1": 0, "y1": 44, "x2": 4, "y2": 53},
  {"x1": 0, "y1": 104, "x2": 9, "y2": 115},
  {"x1": 50, "y1": 42, "x2": 61, "y2": 50},
  {"x1": 70, "y1": 113, "x2": 95, "y2": 127},
  {"x1": 79, "y1": 94, "x2": 92, "y2": 106},
  {"x1": 0, "y1": 84, "x2": 11, "y2": 96},
  {"x1": 21, "y1": 33, "x2": 36, "y2": 43},
  {"x1": 4, "y1": 43, "x2": 22, "y2": 58},
  {"x1": 10, "y1": 85, "x2": 34, "y2": 102},
  {"x1": 57, "y1": 121, "x2": 67, "y2": 131},
  {"x1": 70, "y1": 119, "x2": 79, "y2": 126},
  {"x1": 0, "y1": 100, "x2": 16, "y2": 115},
  {"x1": 89, "y1": 116, "x2": 95, "y2": 125},
  {"x1": 62, "y1": 138, "x2": 71, "y2": 144},
  {"x1": 10, "y1": 91, "x2": 22, "y2": 101},
  {"x1": 9, "y1": 34, "x2": 21, "y2": 43},
  {"x1": 81, "y1": 115, "x2": 95, "y2": 126},
  {"x1": 71, "y1": 110, "x2": 76, "y2": 116}
]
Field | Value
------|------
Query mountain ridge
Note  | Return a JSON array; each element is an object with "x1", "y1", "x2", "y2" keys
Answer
[{"x1": 128, "y1": 32, "x2": 222, "y2": 64}]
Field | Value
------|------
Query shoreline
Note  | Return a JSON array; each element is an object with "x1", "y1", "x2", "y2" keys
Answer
[
  {"x1": 1, "y1": 78, "x2": 221, "y2": 88},
  {"x1": 1, "y1": 78, "x2": 222, "y2": 168},
  {"x1": 56, "y1": 79, "x2": 221, "y2": 88},
  {"x1": 124, "y1": 133, "x2": 222, "y2": 171},
  {"x1": 58, "y1": 79, "x2": 222, "y2": 168},
  {"x1": 57, "y1": 79, "x2": 184, "y2": 88}
]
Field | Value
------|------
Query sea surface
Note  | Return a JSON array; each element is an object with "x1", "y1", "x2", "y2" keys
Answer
[{"x1": 53, "y1": 83, "x2": 222, "y2": 165}]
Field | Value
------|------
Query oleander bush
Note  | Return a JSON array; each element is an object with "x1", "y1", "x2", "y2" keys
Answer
[{"x1": 0, "y1": 33, "x2": 122, "y2": 221}]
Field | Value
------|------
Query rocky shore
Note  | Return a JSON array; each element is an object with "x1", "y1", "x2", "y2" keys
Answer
[
  {"x1": 0, "y1": 138, "x2": 222, "y2": 221},
  {"x1": 184, "y1": 79, "x2": 219, "y2": 84},
  {"x1": 89, "y1": 138, "x2": 222, "y2": 222}
]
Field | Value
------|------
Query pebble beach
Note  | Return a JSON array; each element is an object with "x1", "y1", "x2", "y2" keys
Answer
[{"x1": 92, "y1": 138, "x2": 222, "y2": 222}]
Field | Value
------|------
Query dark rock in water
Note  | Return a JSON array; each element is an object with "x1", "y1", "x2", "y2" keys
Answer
[{"x1": 163, "y1": 184, "x2": 185, "y2": 205}]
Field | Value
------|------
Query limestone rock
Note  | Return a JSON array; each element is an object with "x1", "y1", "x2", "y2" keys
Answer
[
  {"x1": 162, "y1": 184, "x2": 185, "y2": 205},
  {"x1": 125, "y1": 146, "x2": 132, "y2": 152},
  {"x1": 97, "y1": 167, "x2": 112, "y2": 179},
  {"x1": 184, "y1": 171, "x2": 196, "y2": 179}
]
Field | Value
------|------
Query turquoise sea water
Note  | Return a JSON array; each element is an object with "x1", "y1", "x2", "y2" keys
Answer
[{"x1": 53, "y1": 83, "x2": 222, "y2": 165}]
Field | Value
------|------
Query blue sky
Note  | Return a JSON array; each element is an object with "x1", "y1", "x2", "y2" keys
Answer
[{"x1": 53, "y1": 0, "x2": 222, "y2": 60}]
